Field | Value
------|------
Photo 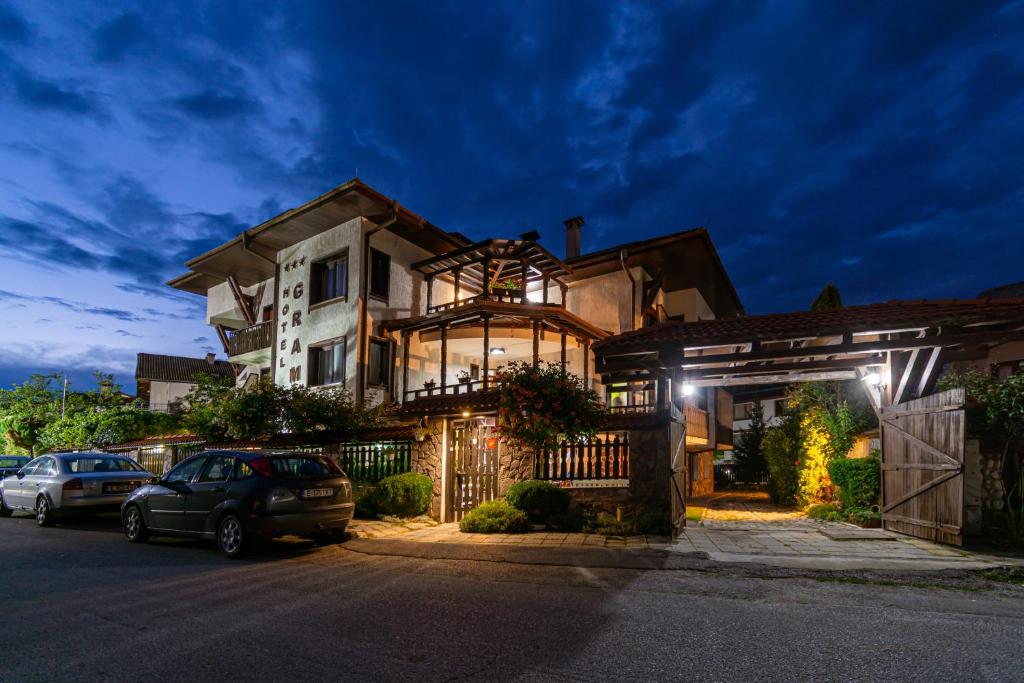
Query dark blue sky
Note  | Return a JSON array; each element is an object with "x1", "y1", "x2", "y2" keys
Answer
[{"x1": 0, "y1": 0, "x2": 1022, "y2": 392}]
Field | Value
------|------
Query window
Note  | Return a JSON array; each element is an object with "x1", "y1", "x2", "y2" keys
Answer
[
  {"x1": 234, "y1": 459, "x2": 256, "y2": 479},
  {"x1": 311, "y1": 252, "x2": 348, "y2": 304},
  {"x1": 199, "y1": 455, "x2": 234, "y2": 483},
  {"x1": 309, "y1": 338, "x2": 346, "y2": 386},
  {"x1": 63, "y1": 456, "x2": 142, "y2": 473},
  {"x1": 261, "y1": 304, "x2": 274, "y2": 322},
  {"x1": 164, "y1": 456, "x2": 207, "y2": 484},
  {"x1": 367, "y1": 338, "x2": 391, "y2": 387},
  {"x1": 268, "y1": 456, "x2": 341, "y2": 479},
  {"x1": 733, "y1": 402, "x2": 753, "y2": 421},
  {"x1": 37, "y1": 457, "x2": 57, "y2": 476},
  {"x1": 774, "y1": 399, "x2": 790, "y2": 416},
  {"x1": 369, "y1": 248, "x2": 390, "y2": 300}
]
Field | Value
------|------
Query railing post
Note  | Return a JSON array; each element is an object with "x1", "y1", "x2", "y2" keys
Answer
[
  {"x1": 454, "y1": 267, "x2": 461, "y2": 305},
  {"x1": 440, "y1": 322, "x2": 448, "y2": 390},
  {"x1": 401, "y1": 332, "x2": 410, "y2": 404},
  {"x1": 482, "y1": 314, "x2": 490, "y2": 390},
  {"x1": 426, "y1": 275, "x2": 433, "y2": 313},
  {"x1": 532, "y1": 320, "x2": 540, "y2": 367}
]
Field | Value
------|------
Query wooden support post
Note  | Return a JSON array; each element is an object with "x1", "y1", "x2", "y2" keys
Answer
[
  {"x1": 453, "y1": 268, "x2": 461, "y2": 304},
  {"x1": 426, "y1": 275, "x2": 434, "y2": 313},
  {"x1": 401, "y1": 332, "x2": 410, "y2": 403},
  {"x1": 520, "y1": 257, "x2": 529, "y2": 304},
  {"x1": 560, "y1": 332, "x2": 567, "y2": 374},
  {"x1": 559, "y1": 282, "x2": 568, "y2": 306},
  {"x1": 583, "y1": 340, "x2": 590, "y2": 389},
  {"x1": 532, "y1": 320, "x2": 540, "y2": 367},
  {"x1": 543, "y1": 275, "x2": 550, "y2": 304},
  {"x1": 482, "y1": 258, "x2": 491, "y2": 296},
  {"x1": 227, "y1": 275, "x2": 255, "y2": 326},
  {"x1": 440, "y1": 323, "x2": 448, "y2": 389},
  {"x1": 482, "y1": 314, "x2": 491, "y2": 390},
  {"x1": 215, "y1": 324, "x2": 231, "y2": 355}
]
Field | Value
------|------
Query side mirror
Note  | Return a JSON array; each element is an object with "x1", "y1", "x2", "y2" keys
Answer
[{"x1": 15, "y1": 470, "x2": 25, "y2": 479}]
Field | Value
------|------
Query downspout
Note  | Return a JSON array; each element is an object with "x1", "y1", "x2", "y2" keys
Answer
[
  {"x1": 357, "y1": 201, "x2": 401, "y2": 402},
  {"x1": 620, "y1": 248, "x2": 636, "y2": 332}
]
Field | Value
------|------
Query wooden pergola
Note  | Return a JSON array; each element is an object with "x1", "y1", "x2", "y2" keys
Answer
[
  {"x1": 412, "y1": 236, "x2": 573, "y2": 312},
  {"x1": 593, "y1": 298, "x2": 1024, "y2": 541}
]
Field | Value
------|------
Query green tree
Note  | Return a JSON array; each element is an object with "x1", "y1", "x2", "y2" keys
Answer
[
  {"x1": 810, "y1": 282, "x2": 843, "y2": 311},
  {"x1": 38, "y1": 403, "x2": 178, "y2": 451},
  {"x1": 763, "y1": 413, "x2": 801, "y2": 504},
  {"x1": 0, "y1": 374, "x2": 63, "y2": 454},
  {"x1": 734, "y1": 400, "x2": 767, "y2": 481}
]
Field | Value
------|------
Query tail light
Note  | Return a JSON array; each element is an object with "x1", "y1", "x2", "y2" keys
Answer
[
  {"x1": 63, "y1": 478, "x2": 83, "y2": 491},
  {"x1": 249, "y1": 457, "x2": 274, "y2": 478}
]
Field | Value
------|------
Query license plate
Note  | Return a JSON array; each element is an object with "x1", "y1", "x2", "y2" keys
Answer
[
  {"x1": 105, "y1": 483, "x2": 134, "y2": 493},
  {"x1": 302, "y1": 488, "x2": 333, "y2": 499}
]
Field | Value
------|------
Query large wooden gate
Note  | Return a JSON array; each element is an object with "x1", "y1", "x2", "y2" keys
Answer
[
  {"x1": 881, "y1": 388, "x2": 966, "y2": 545},
  {"x1": 449, "y1": 419, "x2": 500, "y2": 521}
]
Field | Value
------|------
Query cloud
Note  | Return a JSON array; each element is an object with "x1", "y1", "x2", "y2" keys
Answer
[
  {"x1": 113, "y1": 329, "x2": 141, "y2": 337},
  {"x1": 172, "y1": 89, "x2": 260, "y2": 121},
  {"x1": 0, "y1": 289, "x2": 144, "y2": 322},
  {"x1": 10, "y1": 68, "x2": 107, "y2": 120},
  {"x1": 0, "y1": 2, "x2": 31, "y2": 44},
  {"x1": 192, "y1": 336, "x2": 209, "y2": 344},
  {"x1": 92, "y1": 12, "x2": 146, "y2": 63},
  {"x1": 0, "y1": 342, "x2": 139, "y2": 392}
]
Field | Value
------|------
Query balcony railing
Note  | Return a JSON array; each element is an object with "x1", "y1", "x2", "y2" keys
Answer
[
  {"x1": 405, "y1": 378, "x2": 494, "y2": 402},
  {"x1": 426, "y1": 289, "x2": 536, "y2": 314},
  {"x1": 685, "y1": 404, "x2": 710, "y2": 441},
  {"x1": 228, "y1": 321, "x2": 272, "y2": 357},
  {"x1": 536, "y1": 434, "x2": 630, "y2": 481},
  {"x1": 608, "y1": 403, "x2": 658, "y2": 415}
]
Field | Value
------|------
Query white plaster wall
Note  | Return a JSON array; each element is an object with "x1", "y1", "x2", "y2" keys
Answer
[
  {"x1": 274, "y1": 216, "x2": 363, "y2": 391},
  {"x1": 663, "y1": 287, "x2": 715, "y2": 321},
  {"x1": 148, "y1": 380, "x2": 194, "y2": 411},
  {"x1": 206, "y1": 281, "x2": 246, "y2": 327},
  {"x1": 566, "y1": 267, "x2": 642, "y2": 335}
]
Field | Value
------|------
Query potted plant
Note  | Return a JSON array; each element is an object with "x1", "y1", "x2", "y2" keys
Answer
[
  {"x1": 456, "y1": 370, "x2": 472, "y2": 384},
  {"x1": 493, "y1": 278, "x2": 524, "y2": 299},
  {"x1": 423, "y1": 379, "x2": 436, "y2": 390}
]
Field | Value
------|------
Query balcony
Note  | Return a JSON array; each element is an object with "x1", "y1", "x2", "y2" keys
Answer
[{"x1": 227, "y1": 321, "x2": 272, "y2": 363}]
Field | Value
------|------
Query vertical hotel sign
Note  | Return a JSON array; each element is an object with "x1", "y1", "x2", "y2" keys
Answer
[{"x1": 279, "y1": 253, "x2": 307, "y2": 384}]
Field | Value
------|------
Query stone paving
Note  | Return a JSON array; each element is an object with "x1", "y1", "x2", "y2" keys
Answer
[{"x1": 348, "y1": 492, "x2": 1023, "y2": 571}]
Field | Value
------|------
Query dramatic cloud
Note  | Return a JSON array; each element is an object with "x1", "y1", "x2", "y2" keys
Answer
[{"x1": 0, "y1": 0, "x2": 1021, "y2": 390}]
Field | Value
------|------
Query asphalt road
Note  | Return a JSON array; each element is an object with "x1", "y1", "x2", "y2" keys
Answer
[{"x1": 0, "y1": 513, "x2": 1021, "y2": 682}]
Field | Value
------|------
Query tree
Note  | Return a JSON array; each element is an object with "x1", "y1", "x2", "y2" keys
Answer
[
  {"x1": 810, "y1": 282, "x2": 843, "y2": 311},
  {"x1": 495, "y1": 361, "x2": 606, "y2": 452},
  {"x1": 0, "y1": 374, "x2": 62, "y2": 454},
  {"x1": 38, "y1": 404, "x2": 178, "y2": 451},
  {"x1": 734, "y1": 401, "x2": 767, "y2": 481}
]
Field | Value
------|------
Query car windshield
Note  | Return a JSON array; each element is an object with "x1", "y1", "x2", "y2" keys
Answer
[
  {"x1": 63, "y1": 456, "x2": 144, "y2": 473},
  {"x1": 269, "y1": 456, "x2": 341, "y2": 479},
  {"x1": 0, "y1": 457, "x2": 27, "y2": 468}
]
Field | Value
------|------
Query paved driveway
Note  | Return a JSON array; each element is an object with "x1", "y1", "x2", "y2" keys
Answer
[{"x1": 674, "y1": 491, "x2": 991, "y2": 570}]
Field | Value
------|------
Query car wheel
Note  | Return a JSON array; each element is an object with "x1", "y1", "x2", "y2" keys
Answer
[
  {"x1": 0, "y1": 491, "x2": 12, "y2": 518},
  {"x1": 123, "y1": 505, "x2": 150, "y2": 543},
  {"x1": 217, "y1": 513, "x2": 246, "y2": 558},
  {"x1": 35, "y1": 495, "x2": 54, "y2": 527}
]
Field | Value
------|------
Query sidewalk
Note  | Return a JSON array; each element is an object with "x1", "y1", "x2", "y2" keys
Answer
[{"x1": 346, "y1": 502, "x2": 1024, "y2": 573}]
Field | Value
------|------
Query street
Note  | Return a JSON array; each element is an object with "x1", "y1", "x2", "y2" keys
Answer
[{"x1": 0, "y1": 513, "x2": 1021, "y2": 682}]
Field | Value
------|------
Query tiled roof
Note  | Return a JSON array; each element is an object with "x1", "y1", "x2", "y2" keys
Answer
[
  {"x1": 135, "y1": 353, "x2": 235, "y2": 383},
  {"x1": 980, "y1": 282, "x2": 1024, "y2": 299},
  {"x1": 594, "y1": 299, "x2": 1024, "y2": 354},
  {"x1": 106, "y1": 434, "x2": 206, "y2": 450}
]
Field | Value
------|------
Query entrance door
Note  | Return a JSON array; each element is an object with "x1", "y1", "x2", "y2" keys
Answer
[
  {"x1": 881, "y1": 388, "x2": 966, "y2": 545},
  {"x1": 449, "y1": 419, "x2": 500, "y2": 521}
]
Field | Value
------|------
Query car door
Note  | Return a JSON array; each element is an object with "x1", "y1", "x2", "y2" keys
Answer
[
  {"x1": 17, "y1": 458, "x2": 52, "y2": 510},
  {"x1": 185, "y1": 455, "x2": 235, "y2": 533},
  {"x1": 146, "y1": 456, "x2": 208, "y2": 531},
  {"x1": 5, "y1": 458, "x2": 40, "y2": 509}
]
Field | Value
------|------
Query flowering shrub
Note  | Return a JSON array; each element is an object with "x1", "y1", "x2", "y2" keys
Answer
[{"x1": 494, "y1": 361, "x2": 606, "y2": 453}]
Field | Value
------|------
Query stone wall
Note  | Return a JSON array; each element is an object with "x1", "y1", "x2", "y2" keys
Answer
[
  {"x1": 411, "y1": 420, "x2": 444, "y2": 519},
  {"x1": 498, "y1": 442, "x2": 535, "y2": 496},
  {"x1": 627, "y1": 426, "x2": 671, "y2": 510},
  {"x1": 568, "y1": 486, "x2": 630, "y2": 514}
]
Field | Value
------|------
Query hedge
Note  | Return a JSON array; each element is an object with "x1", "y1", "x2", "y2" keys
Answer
[
  {"x1": 506, "y1": 480, "x2": 570, "y2": 524},
  {"x1": 459, "y1": 500, "x2": 530, "y2": 533},
  {"x1": 827, "y1": 455, "x2": 880, "y2": 510},
  {"x1": 373, "y1": 472, "x2": 433, "y2": 517}
]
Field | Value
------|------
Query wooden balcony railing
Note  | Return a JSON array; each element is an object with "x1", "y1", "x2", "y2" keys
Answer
[
  {"x1": 227, "y1": 321, "x2": 272, "y2": 357},
  {"x1": 685, "y1": 404, "x2": 710, "y2": 441},
  {"x1": 426, "y1": 289, "x2": 557, "y2": 314},
  {"x1": 536, "y1": 435, "x2": 630, "y2": 481},
  {"x1": 404, "y1": 379, "x2": 495, "y2": 402},
  {"x1": 608, "y1": 404, "x2": 658, "y2": 415}
]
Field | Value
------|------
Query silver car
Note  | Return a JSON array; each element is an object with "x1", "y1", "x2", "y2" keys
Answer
[{"x1": 0, "y1": 452, "x2": 153, "y2": 526}]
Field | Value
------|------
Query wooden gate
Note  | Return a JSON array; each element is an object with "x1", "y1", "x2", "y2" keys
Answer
[
  {"x1": 449, "y1": 419, "x2": 500, "y2": 521},
  {"x1": 668, "y1": 387, "x2": 688, "y2": 535},
  {"x1": 881, "y1": 388, "x2": 966, "y2": 545}
]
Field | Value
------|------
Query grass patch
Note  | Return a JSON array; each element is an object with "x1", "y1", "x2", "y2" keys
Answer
[
  {"x1": 983, "y1": 568, "x2": 1024, "y2": 584},
  {"x1": 685, "y1": 505, "x2": 705, "y2": 523}
]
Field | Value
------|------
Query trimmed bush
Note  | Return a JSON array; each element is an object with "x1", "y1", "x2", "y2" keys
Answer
[
  {"x1": 352, "y1": 483, "x2": 379, "y2": 519},
  {"x1": 634, "y1": 506, "x2": 671, "y2": 536},
  {"x1": 506, "y1": 480, "x2": 570, "y2": 524},
  {"x1": 459, "y1": 500, "x2": 530, "y2": 533},
  {"x1": 373, "y1": 472, "x2": 432, "y2": 517},
  {"x1": 807, "y1": 502, "x2": 844, "y2": 522},
  {"x1": 828, "y1": 455, "x2": 881, "y2": 510}
]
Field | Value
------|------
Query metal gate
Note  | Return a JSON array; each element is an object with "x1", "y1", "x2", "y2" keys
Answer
[
  {"x1": 449, "y1": 418, "x2": 500, "y2": 520},
  {"x1": 881, "y1": 387, "x2": 966, "y2": 545}
]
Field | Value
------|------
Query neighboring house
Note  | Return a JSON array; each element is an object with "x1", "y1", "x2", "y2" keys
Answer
[
  {"x1": 168, "y1": 178, "x2": 742, "y2": 520},
  {"x1": 959, "y1": 282, "x2": 1024, "y2": 380},
  {"x1": 135, "y1": 352, "x2": 236, "y2": 412}
]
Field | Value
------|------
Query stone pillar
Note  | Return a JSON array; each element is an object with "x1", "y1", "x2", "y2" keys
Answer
[{"x1": 411, "y1": 419, "x2": 445, "y2": 519}]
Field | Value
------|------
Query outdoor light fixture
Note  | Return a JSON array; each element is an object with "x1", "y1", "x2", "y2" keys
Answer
[
  {"x1": 489, "y1": 347, "x2": 505, "y2": 355},
  {"x1": 681, "y1": 383, "x2": 696, "y2": 396},
  {"x1": 863, "y1": 372, "x2": 882, "y2": 386},
  {"x1": 462, "y1": 410, "x2": 471, "y2": 418}
]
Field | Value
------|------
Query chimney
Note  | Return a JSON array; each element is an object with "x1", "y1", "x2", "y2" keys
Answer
[
  {"x1": 564, "y1": 216, "x2": 584, "y2": 259},
  {"x1": 206, "y1": 352, "x2": 216, "y2": 365}
]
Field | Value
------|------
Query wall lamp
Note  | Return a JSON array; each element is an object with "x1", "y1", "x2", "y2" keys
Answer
[
  {"x1": 681, "y1": 383, "x2": 696, "y2": 396},
  {"x1": 862, "y1": 372, "x2": 882, "y2": 387},
  {"x1": 489, "y1": 347, "x2": 505, "y2": 355}
]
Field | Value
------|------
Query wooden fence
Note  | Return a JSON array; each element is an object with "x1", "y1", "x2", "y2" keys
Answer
[
  {"x1": 535, "y1": 435, "x2": 629, "y2": 481},
  {"x1": 330, "y1": 441, "x2": 412, "y2": 483}
]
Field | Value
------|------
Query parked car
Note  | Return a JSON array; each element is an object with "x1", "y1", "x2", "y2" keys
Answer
[
  {"x1": 0, "y1": 456, "x2": 30, "y2": 480},
  {"x1": 121, "y1": 450, "x2": 354, "y2": 558},
  {"x1": 0, "y1": 452, "x2": 152, "y2": 525}
]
